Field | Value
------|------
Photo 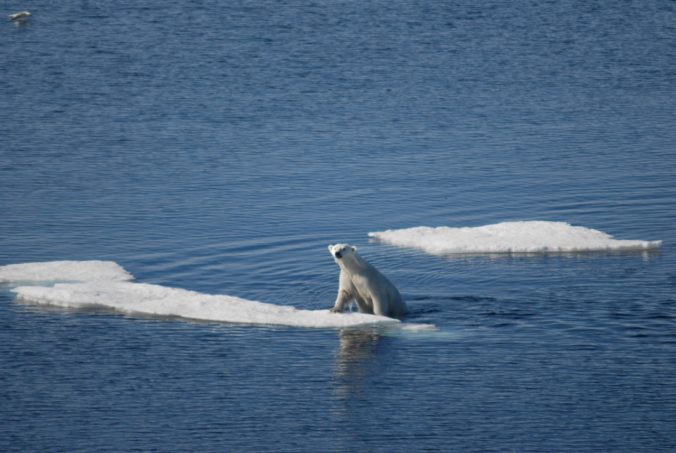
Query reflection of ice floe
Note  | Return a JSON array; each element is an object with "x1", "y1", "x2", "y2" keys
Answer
[
  {"x1": 1, "y1": 260, "x2": 434, "y2": 330},
  {"x1": 369, "y1": 221, "x2": 662, "y2": 255}
]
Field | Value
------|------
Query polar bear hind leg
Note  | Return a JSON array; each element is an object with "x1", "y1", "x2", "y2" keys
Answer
[{"x1": 354, "y1": 293, "x2": 372, "y2": 313}]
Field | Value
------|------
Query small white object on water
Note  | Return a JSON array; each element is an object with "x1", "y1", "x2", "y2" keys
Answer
[{"x1": 9, "y1": 11, "x2": 31, "y2": 21}]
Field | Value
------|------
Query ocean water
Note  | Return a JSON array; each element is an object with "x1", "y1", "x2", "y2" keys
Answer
[{"x1": 2, "y1": 0, "x2": 676, "y2": 451}]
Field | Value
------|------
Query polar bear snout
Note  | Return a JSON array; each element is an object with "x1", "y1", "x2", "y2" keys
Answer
[{"x1": 334, "y1": 251, "x2": 342, "y2": 259}]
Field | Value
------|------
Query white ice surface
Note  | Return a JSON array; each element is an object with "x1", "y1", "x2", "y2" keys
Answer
[
  {"x1": 1, "y1": 261, "x2": 426, "y2": 329},
  {"x1": 0, "y1": 260, "x2": 134, "y2": 284},
  {"x1": 12, "y1": 282, "x2": 404, "y2": 328},
  {"x1": 369, "y1": 221, "x2": 662, "y2": 255}
]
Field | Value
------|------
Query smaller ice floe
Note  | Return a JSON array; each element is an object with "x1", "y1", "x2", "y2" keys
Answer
[
  {"x1": 9, "y1": 11, "x2": 31, "y2": 21},
  {"x1": 0, "y1": 260, "x2": 134, "y2": 285},
  {"x1": 12, "y1": 281, "x2": 406, "y2": 329},
  {"x1": 369, "y1": 221, "x2": 662, "y2": 255},
  {"x1": 400, "y1": 323, "x2": 438, "y2": 332}
]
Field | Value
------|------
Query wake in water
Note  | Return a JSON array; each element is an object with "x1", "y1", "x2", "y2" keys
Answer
[
  {"x1": 0, "y1": 261, "x2": 433, "y2": 330},
  {"x1": 369, "y1": 221, "x2": 661, "y2": 256}
]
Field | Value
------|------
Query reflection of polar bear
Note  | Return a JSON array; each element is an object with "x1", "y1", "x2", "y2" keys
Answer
[{"x1": 328, "y1": 243, "x2": 407, "y2": 318}]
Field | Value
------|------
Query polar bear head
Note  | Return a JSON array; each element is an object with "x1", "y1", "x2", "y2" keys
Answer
[{"x1": 328, "y1": 243, "x2": 358, "y2": 261}]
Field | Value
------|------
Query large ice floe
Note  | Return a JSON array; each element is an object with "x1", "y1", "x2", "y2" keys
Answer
[
  {"x1": 0, "y1": 260, "x2": 431, "y2": 330},
  {"x1": 369, "y1": 221, "x2": 662, "y2": 256}
]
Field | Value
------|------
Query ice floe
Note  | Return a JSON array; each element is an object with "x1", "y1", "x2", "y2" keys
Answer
[
  {"x1": 12, "y1": 281, "x2": 404, "y2": 328},
  {"x1": 1, "y1": 261, "x2": 430, "y2": 329},
  {"x1": 0, "y1": 260, "x2": 134, "y2": 284},
  {"x1": 369, "y1": 221, "x2": 662, "y2": 255}
]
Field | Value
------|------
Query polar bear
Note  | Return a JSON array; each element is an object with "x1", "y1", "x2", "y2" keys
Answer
[{"x1": 328, "y1": 243, "x2": 407, "y2": 318}]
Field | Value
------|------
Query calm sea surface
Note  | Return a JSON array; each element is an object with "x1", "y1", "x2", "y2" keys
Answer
[{"x1": 2, "y1": 0, "x2": 676, "y2": 451}]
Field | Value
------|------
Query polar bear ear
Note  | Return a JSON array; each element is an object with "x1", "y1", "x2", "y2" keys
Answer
[
  {"x1": 351, "y1": 245, "x2": 357, "y2": 253},
  {"x1": 328, "y1": 244, "x2": 334, "y2": 252}
]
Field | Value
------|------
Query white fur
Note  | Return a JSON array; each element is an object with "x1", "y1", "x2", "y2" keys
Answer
[{"x1": 328, "y1": 243, "x2": 407, "y2": 318}]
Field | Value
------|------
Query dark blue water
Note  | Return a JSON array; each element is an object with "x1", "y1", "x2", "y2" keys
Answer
[{"x1": 2, "y1": 0, "x2": 676, "y2": 451}]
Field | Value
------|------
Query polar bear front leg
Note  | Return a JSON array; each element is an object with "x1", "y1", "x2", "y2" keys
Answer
[{"x1": 330, "y1": 289, "x2": 353, "y2": 313}]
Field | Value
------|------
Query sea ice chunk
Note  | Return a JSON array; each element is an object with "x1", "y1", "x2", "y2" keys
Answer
[
  {"x1": 369, "y1": 221, "x2": 662, "y2": 255},
  {"x1": 0, "y1": 260, "x2": 134, "y2": 284},
  {"x1": 12, "y1": 281, "x2": 403, "y2": 329}
]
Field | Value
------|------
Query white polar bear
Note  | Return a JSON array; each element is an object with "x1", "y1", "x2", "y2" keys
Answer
[{"x1": 328, "y1": 243, "x2": 407, "y2": 318}]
